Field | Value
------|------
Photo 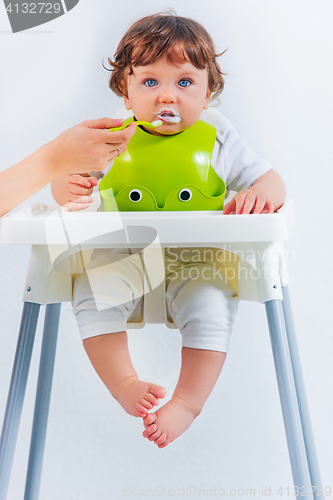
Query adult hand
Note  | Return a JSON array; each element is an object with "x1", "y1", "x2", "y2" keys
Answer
[
  {"x1": 0, "y1": 117, "x2": 136, "y2": 217},
  {"x1": 45, "y1": 117, "x2": 137, "y2": 177}
]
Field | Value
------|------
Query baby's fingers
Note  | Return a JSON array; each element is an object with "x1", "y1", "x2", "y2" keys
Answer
[
  {"x1": 69, "y1": 184, "x2": 94, "y2": 197},
  {"x1": 69, "y1": 176, "x2": 97, "y2": 197},
  {"x1": 253, "y1": 196, "x2": 274, "y2": 214},
  {"x1": 223, "y1": 199, "x2": 236, "y2": 215},
  {"x1": 239, "y1": 193, "x2": 256, "y2": 214},
  {"x1": 86, "y1": 176, "x2": 98, "y2": 187},
  {"x1": 233, "y1": 192, "x2": 251, "y2": 214},
  {"x1": 64, "y1": 196, "x2": 94, "y2": 211},
  {"x1": 265, "y1": 199, "x2": 275, "y2": 214},
  {"x1": 70, "y1": 174, "x2": 93, "y2": 188},
  {"x1": 252, "y1": 195, "x2": 267, "y2": 214}
]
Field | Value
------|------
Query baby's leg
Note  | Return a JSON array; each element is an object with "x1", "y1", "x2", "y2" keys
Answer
[
  {"x1": 73, "y1": 252, "x2": 166, "y2": 417},
  {"x1": 142, "y1": 260, "x2": 238, "y2": 447},
  {"x1": 142, "y1": 347, "x2": 226, "y2": 447},
  {"x1": 84, "y1": 332, "x2": 166, "y2": 417}
]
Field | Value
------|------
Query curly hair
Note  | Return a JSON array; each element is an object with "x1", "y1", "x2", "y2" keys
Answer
[{"x1": 107, "y1": 12, "x2": 226, "y2": 102}]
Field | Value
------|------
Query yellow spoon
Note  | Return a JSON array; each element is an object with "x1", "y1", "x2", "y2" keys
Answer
[{"x1": 109, "y1": 119, "x2": 163, "y2": 132}]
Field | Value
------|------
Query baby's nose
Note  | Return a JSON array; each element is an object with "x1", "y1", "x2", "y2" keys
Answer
[{"x1": 159, "y1": 89, "x2": 176, "y2": 103}]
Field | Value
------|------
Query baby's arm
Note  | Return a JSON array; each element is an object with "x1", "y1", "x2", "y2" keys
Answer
[
  {"x1": 223, "y1": 169, "x2": 286, "y2": 215},
  {"x1": 51, "y1": 173, "x2": 98, "y2": 210}
]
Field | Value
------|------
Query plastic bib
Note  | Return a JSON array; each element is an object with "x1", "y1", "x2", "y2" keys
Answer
[{"x1": 100, "y1": 117, "x2": 226, "y2": 212}]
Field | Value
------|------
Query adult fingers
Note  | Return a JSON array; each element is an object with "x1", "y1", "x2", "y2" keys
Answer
[
  {"x1": 107, "y1": 125, "x2": 136, "y2": 160},
  {"x1": 105, "y1": 121, "x2": 137, "y2": 144},
  {"x1": 80, "y1": 117, "x2": 124, "y2": 130},
  {"x1": 92, "y1": 123, "x2": 137, "y2": 169},
  {"x1": 76, "y1": 120, "x2": 136, "y2": 146},
  {"x1": 76, "y1": 122, "x2": 137, "y2": 172}
]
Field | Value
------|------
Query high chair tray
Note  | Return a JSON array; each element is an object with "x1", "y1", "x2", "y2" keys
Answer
[{"x1": 0, "y1": 201, "x2": 294, "y2": 245}]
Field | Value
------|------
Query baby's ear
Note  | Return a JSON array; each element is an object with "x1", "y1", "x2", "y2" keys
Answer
[
  {"x1": 203, "y1": 89, "x2": 211, "y2": 109},
  {"x1": 123, "y1": 94, "x2": 132, "y2": 111},
  {"x1": 119, "y1": 73, "x2": 131, "y2": 109}
]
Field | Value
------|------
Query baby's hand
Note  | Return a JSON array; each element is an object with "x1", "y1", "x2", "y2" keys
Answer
[
  {"x1": 64, "y1": 174, "x2": 98, "y2": 211},
  {"x1": 223, "y1": 188, "x2": 274, "y2": 215}
]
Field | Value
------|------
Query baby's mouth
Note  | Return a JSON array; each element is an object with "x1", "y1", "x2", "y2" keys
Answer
[{"x1": 154, "y1": 108, "x2": 181, "y2": 124}]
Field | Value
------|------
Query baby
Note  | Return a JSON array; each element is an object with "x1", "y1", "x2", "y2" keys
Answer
[{"x1": 52, "y1": 13, "x2": 286, "y2": 448}]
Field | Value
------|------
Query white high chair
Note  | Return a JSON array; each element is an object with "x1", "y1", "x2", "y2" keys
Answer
[{"x1": 0, "y1": 109, "x2": 322, "y2": 500}]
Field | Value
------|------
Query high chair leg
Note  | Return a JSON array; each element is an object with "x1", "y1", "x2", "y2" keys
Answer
[
  {"x1": 281, "y1": 286, "x2": 322, "y2": 499},
  {"x1": 24, "y1": 303, "x2": 61, "y2": 500},
  {"x1": 0, "y1": 303, "x2": 40, "y2": 500},
  {"x1": 265, "y1": 299, "x2": 313, "y2": 500}
]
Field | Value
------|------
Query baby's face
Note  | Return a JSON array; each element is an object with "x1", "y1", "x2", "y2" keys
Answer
[{"x1": 123, "y1": 55, "x2": 211, "y2": 136}]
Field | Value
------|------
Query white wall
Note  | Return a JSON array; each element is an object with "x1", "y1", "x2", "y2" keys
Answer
[{"x1": 1, "y1": 1, "x2": 332, "y2": 499}]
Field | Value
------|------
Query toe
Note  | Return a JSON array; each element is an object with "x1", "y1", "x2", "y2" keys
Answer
[
  {"x1": 142, "y1": 424, "x2": 157, "y2": 438},
  {"x1": 148, "y1": 429, "x2": 161, "y2": 442},
  {"x1": 158, "y1": 438, "x2": 170, "y2": 448},
  {"x1": 143, "y1": 393, "x2": 160, "y2": 406},
  {"x1": 140, "y1": 398, "x2": 154, "y2": 410},
  {"x1": 154, "y1": 433, "x2": 167, "y2": 446},
  {"x1": 136, "y1": 403, "x2": 149, "y2": 415},
  {"x1": 143, "y1": 413, "x2": 156, "y2": 427},
  {"x1": 149, "y1": 384, "x2": 166, "y2": 400}
]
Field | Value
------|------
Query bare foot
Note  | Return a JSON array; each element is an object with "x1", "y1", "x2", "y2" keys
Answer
[
  {"x1": 113, "y1": 376, "x2": 166, "y2": 417},
  {"x1": 142, "y1": 397, "x2": 199, "y2": 448}
]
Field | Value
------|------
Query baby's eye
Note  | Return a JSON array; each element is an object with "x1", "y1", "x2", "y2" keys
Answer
[
  {"x1": 178, "y1": 79, "x2": 192, "y2": 88},
  {"x1": 144, "y1": 79, "x2": 158, "y2": 88}
]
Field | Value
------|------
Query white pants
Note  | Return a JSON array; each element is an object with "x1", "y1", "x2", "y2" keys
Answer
[{"x1": 73, "y1": 249, "x2": 239, "y2": 352}]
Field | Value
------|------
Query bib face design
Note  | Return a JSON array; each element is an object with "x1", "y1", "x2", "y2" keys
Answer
[{"x1": 99, "y1": 118, "x2": 226, "y2": 212}]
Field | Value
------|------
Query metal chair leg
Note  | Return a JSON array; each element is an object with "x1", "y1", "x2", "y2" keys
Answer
[
  {"x1": 24, "y1": 303, "x2": 61, "y2": 500},
  {"x1": 0, "y1": 303, "x2": 40, "y2": 500},
  {"x1": 265, "y1": 299, "x2": 313, "y2": 500},
  {"x1": 281, "y1": 286, "x2": 322, "y2": 499}
]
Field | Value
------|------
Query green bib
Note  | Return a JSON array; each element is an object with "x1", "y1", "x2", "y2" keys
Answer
[{"x1": 99, "y1": 117, "x2": 226, "y2": 212}]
